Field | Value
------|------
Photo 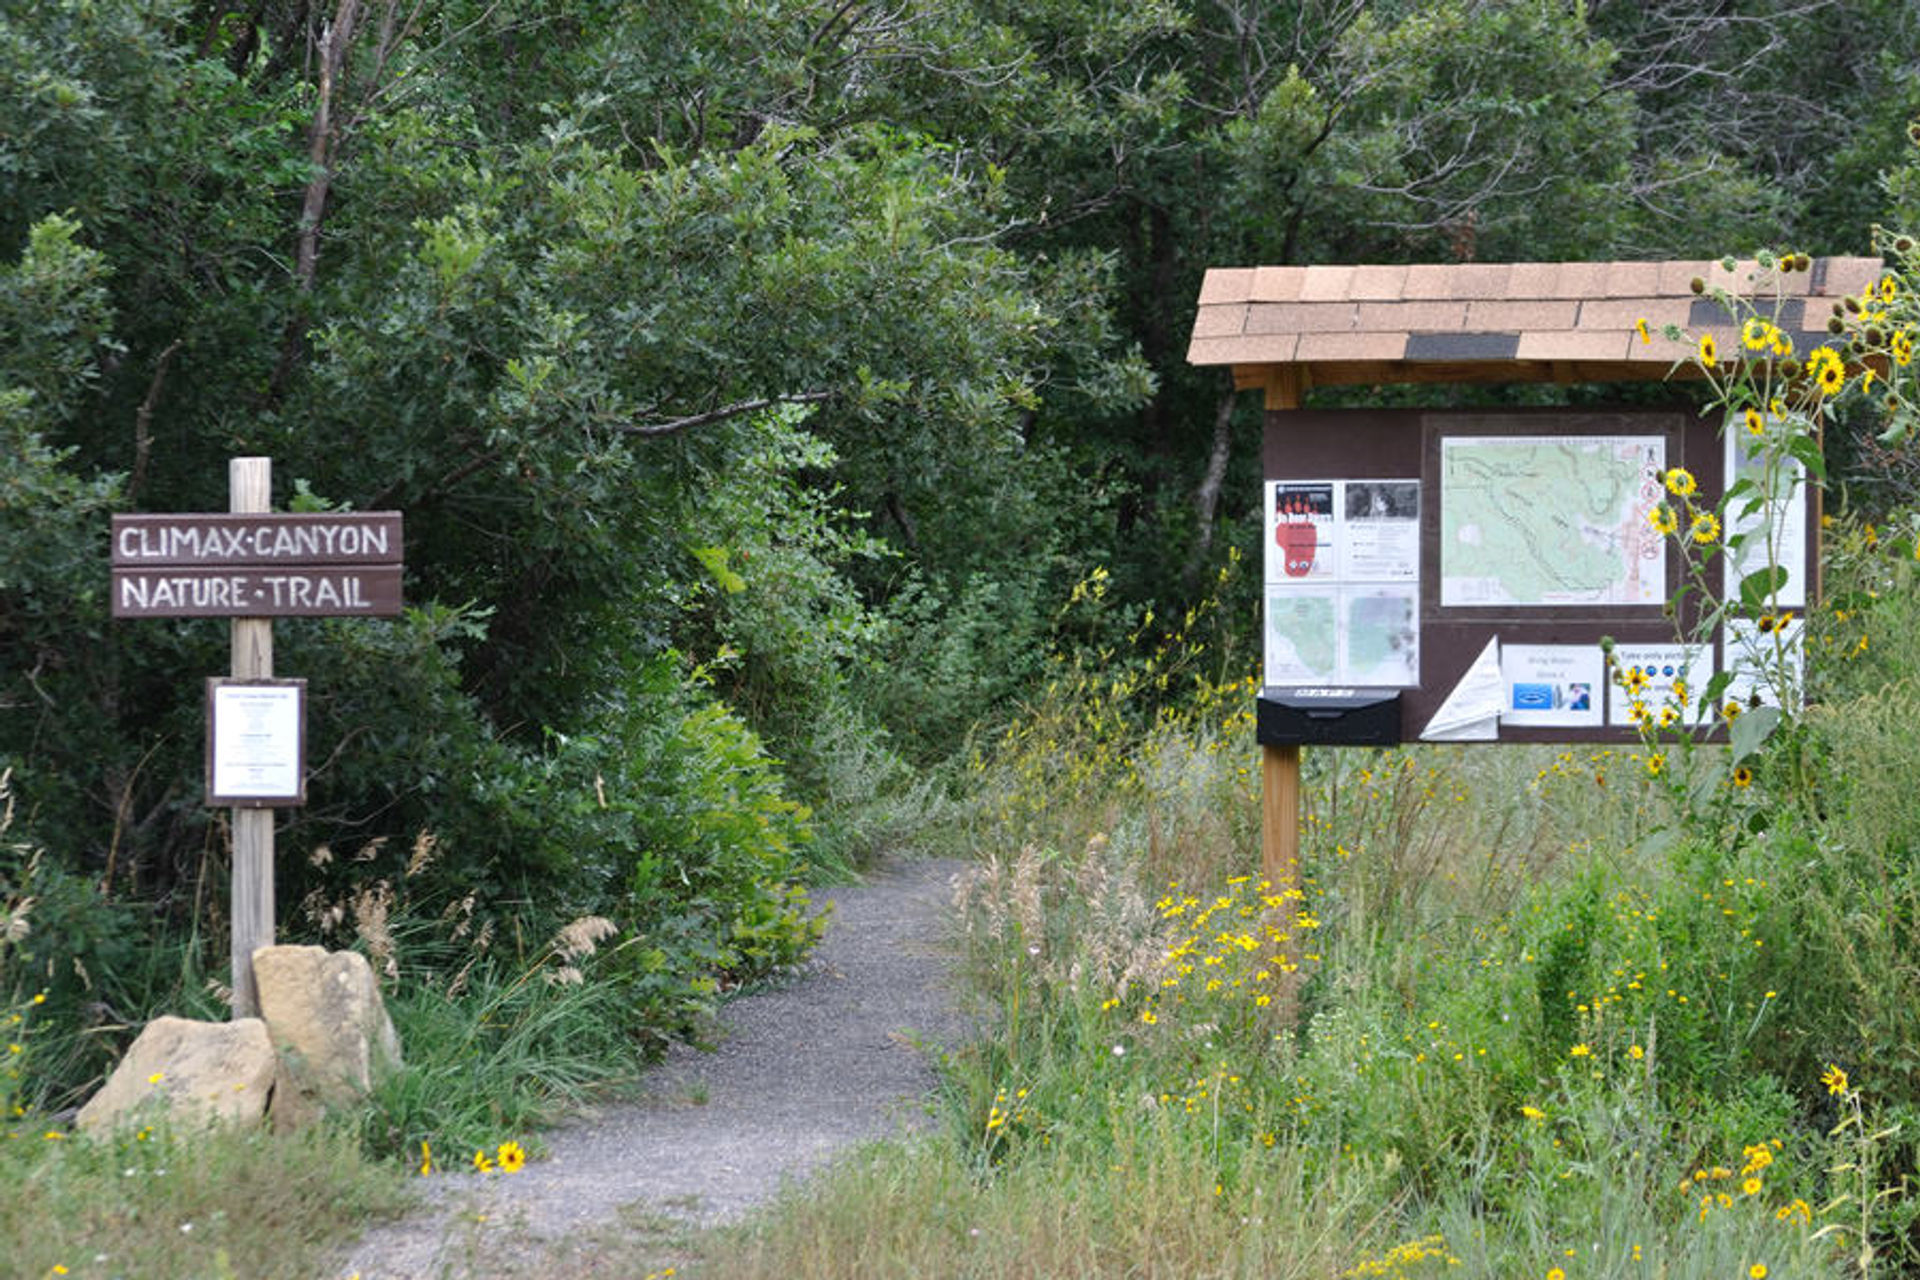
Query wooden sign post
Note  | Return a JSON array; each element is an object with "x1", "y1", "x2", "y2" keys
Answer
[
  {"x1": 230, "y1": 458, "x2": 275, "y2": 1019},
  {"x1": 111, "y1": 458, "x2": 403, "y2": 1017}
]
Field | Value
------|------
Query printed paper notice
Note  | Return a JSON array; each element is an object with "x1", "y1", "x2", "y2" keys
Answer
[
  {"x1": 1265, "y1": 483, "x2": 1336, "y2": 583},
  {"x1": 1421, "y1": 637, "x2": 1503, "y2": 741},
  {"x1": 1340, "y1": 481, "x2": 1420, "y2": 581},
  {"x1": 210, "y1": 682, "x2": 304, "y2": 800},
  {"x1": 1265, "y1": 587, "x2": 1339, "y2": 683},
  {"x1": 1607, "y1": 643, "x2": 1713, "y2": 727},
  {"x1": 1441, "y1": 435, "x2": 1666, "y2": 607},
  {"x1": 1500, "y1": 644, "x2": 1603, "y2": 728},
  {"x1": 1724, "y1": 428, "x2": 1808, "y2": 610},
  {"x1": 1343, "y1": 587, "x2": 1418, "y2": 686}
]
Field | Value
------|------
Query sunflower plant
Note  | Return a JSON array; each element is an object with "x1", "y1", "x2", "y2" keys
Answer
[{"x1": 1640, "y1": 244, "x2": 1918, "y2": 819}]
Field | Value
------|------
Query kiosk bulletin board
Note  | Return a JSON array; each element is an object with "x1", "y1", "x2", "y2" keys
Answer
[{"x1": 1259, "y1": 408, "x2": 1817, "y2": 745}]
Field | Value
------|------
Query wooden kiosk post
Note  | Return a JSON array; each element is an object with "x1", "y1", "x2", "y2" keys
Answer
[{"x1": 1260, "y1": 369, "x2": 1305, "y2": 889}]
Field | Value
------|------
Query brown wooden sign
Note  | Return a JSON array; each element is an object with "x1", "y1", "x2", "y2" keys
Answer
[
  {"x1": 113, "y1": 565, "x2": 403, "y2": 618},
  {"x1": 110, "y1": 512, "x2": 403, "y2": 619},
  {"x1": 112, "y1": 512, "x2": 402, "y2": 566}
]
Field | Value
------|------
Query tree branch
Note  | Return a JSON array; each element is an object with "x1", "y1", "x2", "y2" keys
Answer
[
  {"x1": 610, "y1": 392, "x2": 832, "y2": 438},
  {"x1": 128, "y1": 338, "x2": 183, "y2": 507}
]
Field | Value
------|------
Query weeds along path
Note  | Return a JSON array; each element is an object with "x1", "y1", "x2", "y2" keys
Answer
[{"x1": 334, "y1": 856, "x2": 969, "y2": 1279}]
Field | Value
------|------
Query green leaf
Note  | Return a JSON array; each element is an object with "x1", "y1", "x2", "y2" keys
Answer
[
  {"x1": 1728, "y1": 705, "x2": 1781, "y2": 765},
  {"x1": 689, "y1": 545, "x2": 746, "y2": 594},
  {"x1": 1739, "y1": 565, "x2": 1789, "y2": 613},
  {"x1": 1785, "y1": 432, "x2": 1827, "y2": 483}
]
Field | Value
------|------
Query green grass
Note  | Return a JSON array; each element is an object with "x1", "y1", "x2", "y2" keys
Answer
[{"x1": 0, "y1": 1120, "x2": 405, "y2": 1280}]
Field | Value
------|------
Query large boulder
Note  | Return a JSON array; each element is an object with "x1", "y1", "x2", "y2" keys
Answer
[
  {"x1": 75, "y1": 1015, "x2": 277, "y2": 1133},
  {"x1": 253, "y1": 945, "x2": 402, "y2": 1128}
]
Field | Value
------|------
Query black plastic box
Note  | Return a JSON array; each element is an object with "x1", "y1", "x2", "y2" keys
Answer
[{"x1": 1256, "y1": 688, "x2": 1402, "y2": 747}]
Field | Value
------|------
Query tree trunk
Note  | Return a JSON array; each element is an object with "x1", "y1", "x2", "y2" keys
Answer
[{"x1": 1182, "y1": 387, "x2": 1239, "y2": 589}]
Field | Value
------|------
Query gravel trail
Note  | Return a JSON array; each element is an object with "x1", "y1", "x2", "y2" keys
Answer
[{"x1": 333, "y1": 856, "x2": 969, "y2": 1279}]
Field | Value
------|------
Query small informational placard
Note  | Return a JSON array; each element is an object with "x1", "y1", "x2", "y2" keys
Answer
[
  {"x1": 1724, "y1": 427, "x2": 1808, "y2": 610},
  {"x1": 1340, "y1": 481, "x2": 1420, "y2": 581},
  {"x1": 1421, "y1": 637, "x2": 1504, "y2": 741},
  {"x1": 1500, "y1": 643, "x2": 1603, "y2": 728},
  {"x1": 1265, "y1": 479, "x2": 1420, "y2": 688},
  {"x1": 1265, "y1": 482, "x2": 1337, "y2": 581},
  {"x1": 206, "y1": 678, "x2": 306, "y2": 807},
  {"x1": 1607, "y1": 642, "x2": 1713, "y2": 727}
]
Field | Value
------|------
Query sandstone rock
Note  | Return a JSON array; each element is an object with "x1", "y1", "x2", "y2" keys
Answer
[
  {"x1": 253, "y1": 945, "x2": 402, "y2": 1126},
  {"x1": 76, "y1": 1015, "x2": 277, "y2": 1134}
]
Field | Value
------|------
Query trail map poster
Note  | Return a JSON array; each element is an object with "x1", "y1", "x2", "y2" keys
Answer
[{"x1": 1440, "y1": 436, "x2": 1666, "y2": 608}]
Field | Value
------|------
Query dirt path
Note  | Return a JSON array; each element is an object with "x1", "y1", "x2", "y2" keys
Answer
[{"x1": 334, "y1": 856, "x2": 969, "y2": 1279}]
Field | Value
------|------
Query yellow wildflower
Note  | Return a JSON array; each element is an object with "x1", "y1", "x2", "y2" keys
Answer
[
  {"x1": 1822, "y1": 1063, "x2": 1849, "y2": 1095},
  {"x1": 1690, "y1": 512, "x2": 1721, "y2": 544},
  {"x1": 1665, "y1": 467, "x2": 1697, "y2": 498},
  {"x1": 1700, "y1": 333, "x2": 1718, "y2": 367}
]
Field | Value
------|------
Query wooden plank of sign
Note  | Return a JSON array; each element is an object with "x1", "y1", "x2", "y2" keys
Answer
[
  {"x1": 111, "y1": 564, "x2": 404, "y2": 618},
  {"x1": 111, "y1": 512, "x2": 403, "y2": 566}
]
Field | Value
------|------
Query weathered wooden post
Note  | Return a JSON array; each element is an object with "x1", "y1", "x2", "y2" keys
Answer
[{"x1": 229, "y1": 457, "x2": 275, "y2": 1017}]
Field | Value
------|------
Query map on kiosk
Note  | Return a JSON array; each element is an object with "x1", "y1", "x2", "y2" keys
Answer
[{"x1": 1440, "y1": 435, "x2": 1666, "y2": 608}]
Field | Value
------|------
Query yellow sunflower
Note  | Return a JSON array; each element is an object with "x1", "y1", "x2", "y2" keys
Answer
[
  {"x1": 1664, "y1": 467, "x2": 1697, "y2": 498},
  {"x1": 1690, "y1": 512, "x2": 1721, "y2": 544}
]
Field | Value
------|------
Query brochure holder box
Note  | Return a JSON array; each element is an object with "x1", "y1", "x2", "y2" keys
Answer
[{"x1": 1257, "y1": 688, "x2": 1402, "y2": 747}]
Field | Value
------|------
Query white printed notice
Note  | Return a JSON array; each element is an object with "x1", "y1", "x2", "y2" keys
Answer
[
  {"x1": 1421, "y1": 636, "x2": 1504, "y2": 741},
  {"x1": 1340, "y1": 481, "x2": 1420, "y2": 581},
  {"x1": 1440, "y1": 436, "x2": 1665, "y2": 607},
  {"x1": 1500, "y1": 644, "x2": 1604, "y2": 728},
  {"x1": 1265, "y1": 482, "x2": 1337, "y2": 583},
  {"x1": 1607, "y1": 643, "x2": 1713, "y2": 727},
  {"x1": 209, "y1": 680, "x2": 305, "y2": 803},
  {"x1": 1264, "y1": 480, "x2": 1420, "y2": 688},
  {"x1": 1724, "y1": 427, "x2": 1808, "y2": 610}
]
